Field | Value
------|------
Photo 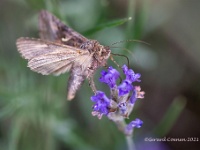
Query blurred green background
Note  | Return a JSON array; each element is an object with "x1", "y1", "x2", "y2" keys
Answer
[{"x1": 0, "y1": 0, "x2": 200, "y2": 150}]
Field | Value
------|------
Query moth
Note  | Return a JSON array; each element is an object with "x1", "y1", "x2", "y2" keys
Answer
[{"x1": 16, "y1": 10, "x2": 111, "y2": 100}]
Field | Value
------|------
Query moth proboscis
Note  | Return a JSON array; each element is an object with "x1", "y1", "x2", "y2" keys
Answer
[{"x1": 16, "y1": 10, "x2": 111, "y2": 100}]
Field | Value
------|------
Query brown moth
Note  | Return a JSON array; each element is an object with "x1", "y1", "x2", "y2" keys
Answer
[{"x1": 16, "y1": 10, "x2": 111, "y2": 100}]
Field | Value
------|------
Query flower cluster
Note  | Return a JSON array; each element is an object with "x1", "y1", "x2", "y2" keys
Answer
[{"x1": 91, "y1": 65, "x2": 145, "y2": 135}]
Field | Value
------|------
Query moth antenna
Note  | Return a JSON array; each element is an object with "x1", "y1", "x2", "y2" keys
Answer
[
  {"x1": 111, "y1": 39, "x2": 150, "y2": 46},
  {"x1": 109, "y1": 46, "x2": 138, "y2": 66},
  {"x1": 111, "y1": 53, "x2": 130, "y2": 68},
  {"x1": 110, "y1": 46, "x2": 133, "y2": 57}
]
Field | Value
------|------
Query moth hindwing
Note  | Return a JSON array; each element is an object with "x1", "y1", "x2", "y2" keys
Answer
[{"x1": 16, "y1": 10, "x2": 111, "y2": 100}]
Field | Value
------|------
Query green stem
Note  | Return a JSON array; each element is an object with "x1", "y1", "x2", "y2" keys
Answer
[
  {"x1": 115, "y1": 120, "x2": 136, "y2": 150},
  {"x1": 115, "y1": 120, "x2": 126, "y2": 132},
  {"x1": 126, "y1": 136, "x2": 136, "y2": 150}
]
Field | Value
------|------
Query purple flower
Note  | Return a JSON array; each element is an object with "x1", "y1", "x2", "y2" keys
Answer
[
  {"x1": 118, "y1": 102, "x2": 127, "y2": 114},
  {"x1": 130, "y1": 90, "x2": 137, "y2": 104},
  {"x1": 99, "y1": 66, "x2": 120, "y2": 88},
  {"x1": 91, "y1": 65, "x2": 145, "y2": 126},
  {"x1": 122, "y1": 65, "x2": 141, "y2": 82},
  {"x1": 126, "y1": 118, "x2": 143, "y2": 132},
  {"x1": 118, "y1": 80, "x2": 133, "y2": 96},
  {"x1": 91, "y1": 91, "x2": 110, "y2": 116}
]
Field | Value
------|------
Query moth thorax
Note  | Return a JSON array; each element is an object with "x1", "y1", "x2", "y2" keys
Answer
[
  {"x1": 101, "y1": 44, "x2": 111, "y2": 56},
  {"x1": 80, "y1": 40, "x2": 98, "y2": 51}
]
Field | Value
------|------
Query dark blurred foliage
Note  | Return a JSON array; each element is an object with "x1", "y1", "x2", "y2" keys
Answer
[{"x1": 0, "y1": 0, "x2": 200, "y2": 150}]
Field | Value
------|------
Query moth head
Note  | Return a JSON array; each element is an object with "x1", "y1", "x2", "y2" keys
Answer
[
  {"x1": 100, "y1": 45, "x2": 111, "y2": 60},
  {"x1": 80, "y1": 40, "x2": 111, "y2": 60}
]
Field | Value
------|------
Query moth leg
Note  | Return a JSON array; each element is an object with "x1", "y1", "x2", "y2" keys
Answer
[
  {"x1": 89, "y1": 76, "x2": 97, "y2": 94},
  {"x1": 110, "y1": 55, "x2": 120, "y2": 68},
  {"x1": 103, "y1": 64, "x2": 108, "y2": 69}
]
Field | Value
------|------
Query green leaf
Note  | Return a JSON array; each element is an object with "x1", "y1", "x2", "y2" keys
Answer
[
  {"x1": 83, "y1": 17, "x2": 132, "y2": 36},
  {"x1": 25, "y1": 0, "x2": 45, "y2": 10},
  {"x1": 153, "y1": 96, "x2": 187, "y2": 137}
]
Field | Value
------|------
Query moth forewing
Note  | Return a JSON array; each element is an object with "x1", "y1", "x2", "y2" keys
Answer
[
  {"x1": 39, "y1": 10, "x2": 87, "y2": 46},
  {"x1": 76, "y1": 54, "x2": 93, "y2": 70},
  {"x1": 16, "y1": 37, "x2": 90, "y2": 76},
  {"x1": 39, "y1": 10, "x2": 57, "y2": 41}
]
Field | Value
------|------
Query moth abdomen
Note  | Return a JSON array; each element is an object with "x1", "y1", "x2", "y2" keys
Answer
[{"x1": 67, "y1": 65, "x2": 87, "y2": 100}]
